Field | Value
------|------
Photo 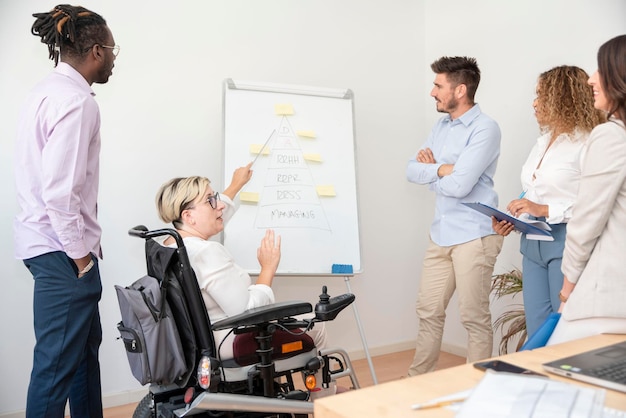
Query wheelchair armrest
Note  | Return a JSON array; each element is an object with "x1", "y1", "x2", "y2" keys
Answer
[{"x1": 211, "y1": 301, "x2": 312, "y2": 331}]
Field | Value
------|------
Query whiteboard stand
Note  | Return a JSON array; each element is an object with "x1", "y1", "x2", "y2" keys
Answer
[{"x1": 343, "y1": 275, "x2": 378, "y2": 385}]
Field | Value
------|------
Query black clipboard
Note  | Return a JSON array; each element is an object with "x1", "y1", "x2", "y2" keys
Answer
[{"x1": 462, "y1": 202, "x2": 553, "y2": 240}]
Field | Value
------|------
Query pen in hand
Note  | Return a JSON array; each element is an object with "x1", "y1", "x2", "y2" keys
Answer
[{"x1": 506, "y1": 190, "x2": 527, "y2": 216}]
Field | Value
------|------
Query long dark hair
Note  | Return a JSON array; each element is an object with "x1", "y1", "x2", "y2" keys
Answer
[{"x1": 597, "y1": 34, "x2": 626, "y2": 123}]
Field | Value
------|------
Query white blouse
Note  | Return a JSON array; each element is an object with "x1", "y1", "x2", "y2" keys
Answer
[
  {"x1": 156, "y1": 194, "x2": 275, "y2": 358},
  {"x1": 520, "y1": 130, "x2": 588, "y2": 224}
]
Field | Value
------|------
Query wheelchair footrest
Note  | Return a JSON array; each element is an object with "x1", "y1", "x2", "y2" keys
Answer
[{"x1": 176, "y1": 391, "x2": 314, "y2": 416}]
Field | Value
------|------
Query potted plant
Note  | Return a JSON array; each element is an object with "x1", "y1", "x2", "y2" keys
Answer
[{"x1": 491, "y1": 268, "x2": 526, "y2": 354}]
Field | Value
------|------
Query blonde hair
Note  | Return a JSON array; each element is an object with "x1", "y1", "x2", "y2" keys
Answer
[{"x1": 156, "y1": 176, "x2": 210, "y2": 228}]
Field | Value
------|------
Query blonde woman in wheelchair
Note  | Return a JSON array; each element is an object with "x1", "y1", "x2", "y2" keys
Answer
[{"x1": 155, "y1": 164, "x2": 339, "y2": 398}]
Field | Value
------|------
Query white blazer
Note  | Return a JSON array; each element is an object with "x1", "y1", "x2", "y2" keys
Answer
[{"x1": 562, "y1": 118, "x2": 626, "y2": 321}]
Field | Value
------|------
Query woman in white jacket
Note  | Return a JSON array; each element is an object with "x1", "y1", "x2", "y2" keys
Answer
[{"x1": 548, "y1": 34, "x2": 626, "y2": 344}]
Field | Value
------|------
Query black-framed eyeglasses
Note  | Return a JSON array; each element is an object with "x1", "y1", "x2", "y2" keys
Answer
[
  {"x1": 205, "y1": 192, "x2": 220, "y2": 209},
  {"x1": 182, "y1": 192, "x2": 221, "y2": 216}
]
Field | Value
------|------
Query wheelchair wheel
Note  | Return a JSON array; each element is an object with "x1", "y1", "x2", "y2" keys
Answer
[{"x1": 133, "y1": 393, "x2": 154, "y2": 418}]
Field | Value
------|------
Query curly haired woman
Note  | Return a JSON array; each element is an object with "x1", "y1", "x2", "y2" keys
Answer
[{"x1": 492, "y1": 66, "x2": 604, "y2": 337}]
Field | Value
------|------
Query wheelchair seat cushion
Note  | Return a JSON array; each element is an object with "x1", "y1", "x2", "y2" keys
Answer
[{"x1": 229, "y1": 329, "x2": 315, "y2": 366}]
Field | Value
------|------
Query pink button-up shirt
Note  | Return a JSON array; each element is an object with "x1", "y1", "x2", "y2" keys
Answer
[{"x1": 14, "y1": 62, "x2": 102, "y2": 260}]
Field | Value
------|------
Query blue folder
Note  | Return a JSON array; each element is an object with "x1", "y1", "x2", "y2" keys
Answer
[
  {"x1": 520, "y1": 312, "x2": 561, "y2": 351},
  {"x1": 462, "y1": 202, "x2": 553, "y2": 239}
]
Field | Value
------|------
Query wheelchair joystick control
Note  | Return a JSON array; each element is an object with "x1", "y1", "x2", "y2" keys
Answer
[
  {"x1": 318, "y1": 286, "x2": 330, "y2": 305},
  {"x1": 314, "y1": 286, "x2": 355, "y2": 321}
]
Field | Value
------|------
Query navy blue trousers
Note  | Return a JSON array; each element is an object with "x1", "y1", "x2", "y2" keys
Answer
[
  {"x1": 520, "y1": 222, "x2": 567, "y2": 337},
  {"x1": 24, "y1": 251, "x2": 103, "y2": 418}
]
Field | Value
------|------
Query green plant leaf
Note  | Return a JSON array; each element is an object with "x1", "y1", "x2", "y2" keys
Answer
[{"x1": 491, "y1": 268, "x2": 527, "y2": 354}]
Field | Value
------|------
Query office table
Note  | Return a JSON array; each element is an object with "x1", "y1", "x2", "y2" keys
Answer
[{"x1": 314, "y1": 333, "x2": 626, "y2": 417}]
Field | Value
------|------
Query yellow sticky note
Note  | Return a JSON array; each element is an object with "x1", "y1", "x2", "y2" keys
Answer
[
  {"x1": 274, "y1": 104, "x2": 294, "y2": 115},
  {"x1": 303, "y1": 153, "x2": 322, "y2": 162},
  {"x1": 249, "y1": 144, "x2": 271, "y2": 155},
  {"x1": 240, "y1": 192, "x2": 260, "y2": 203},
  {"x1": 296, "y1": 130, "x2": 317, "y2": 138},
  {"x1": 316, "y1": 185, "x2": 336, "y2": 197}
]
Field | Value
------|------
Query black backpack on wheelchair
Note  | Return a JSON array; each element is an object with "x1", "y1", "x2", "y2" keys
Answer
[{"x1": 116, "y1": 226, "x2": 360, "y2": 418}]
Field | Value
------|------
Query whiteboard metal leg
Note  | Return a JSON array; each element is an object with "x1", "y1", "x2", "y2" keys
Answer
[{"x1": 344, "y1": 276, "x2": 378, "y2": 385}]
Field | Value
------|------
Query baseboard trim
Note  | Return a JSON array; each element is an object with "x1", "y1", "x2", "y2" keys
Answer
[
  {"x1": 0, "y1": 389, "x2": 148, "y2": 417},
  {"x1": 346, "y1": 340, "x2": 467, "y2": 361},
  {"x1": 440, "y1": 341, "x2": 468, "y2": 358},
  {"x1": 345, "y1": 340, "x2": 415, "y2": 360},
  {"x1": 102, "y1": 387, "x2": 148, "y2": 408}
]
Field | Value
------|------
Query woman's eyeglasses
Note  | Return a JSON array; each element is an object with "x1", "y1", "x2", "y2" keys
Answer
[
  {"x1": 205, "y1": 192, "x2": 220, "y2": 209},
  {"x1": 181, "y1": 192, "x2": 221, "y2": 216}
]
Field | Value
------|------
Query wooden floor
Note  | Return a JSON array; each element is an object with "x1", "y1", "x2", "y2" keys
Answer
[{"x1": 99, "y1": 350, "x2": 465, "y2": 417}]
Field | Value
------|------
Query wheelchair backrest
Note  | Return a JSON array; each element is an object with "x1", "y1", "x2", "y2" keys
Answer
[{"x1": 143, "y1": 232, "x2": 217, "y2": 380}]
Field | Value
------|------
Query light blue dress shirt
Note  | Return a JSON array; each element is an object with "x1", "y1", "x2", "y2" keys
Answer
[{"x1": 407, "y1": 104, "x2": 501, "y2": 247}]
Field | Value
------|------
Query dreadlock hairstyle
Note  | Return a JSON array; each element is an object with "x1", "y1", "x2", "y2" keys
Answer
[
  {"x1": 431, "y1": 56, "x2": 481, "y2": 103},
  {"x1": 31, "y1": 4, "x2": 107, "y2": 66}
]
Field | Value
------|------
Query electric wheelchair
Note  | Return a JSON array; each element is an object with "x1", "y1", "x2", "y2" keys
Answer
[{"x1": 119, "y1": 226, "x2": 360, "y2": 418}]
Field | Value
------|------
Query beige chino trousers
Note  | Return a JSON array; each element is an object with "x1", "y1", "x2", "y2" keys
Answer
[{"x1": 408, "y1": 234, "x2": 503, "y2": 376}]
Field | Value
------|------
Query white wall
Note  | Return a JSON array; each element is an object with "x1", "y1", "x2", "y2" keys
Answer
[{"x1": 0, "y1": 0, "x2": 624, "y2": 415}]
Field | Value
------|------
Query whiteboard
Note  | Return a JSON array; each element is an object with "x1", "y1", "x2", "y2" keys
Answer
[{"x1": 222, "y1": 79, "x2": 361, "y2": 275}]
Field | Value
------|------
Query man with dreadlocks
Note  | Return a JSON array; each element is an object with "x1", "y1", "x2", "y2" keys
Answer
[{"x1": 13, "y1": 5, "x2": 118, "y2": 417}]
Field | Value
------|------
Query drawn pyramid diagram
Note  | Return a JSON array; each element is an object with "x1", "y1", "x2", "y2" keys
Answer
[{"x1": 254, "y1": 116, "x2": 331, "y2": 231}]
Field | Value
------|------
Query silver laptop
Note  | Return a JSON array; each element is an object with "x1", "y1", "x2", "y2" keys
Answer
[{"x1": 542, "y1": 340, "x2": 626, "y2": 393}]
